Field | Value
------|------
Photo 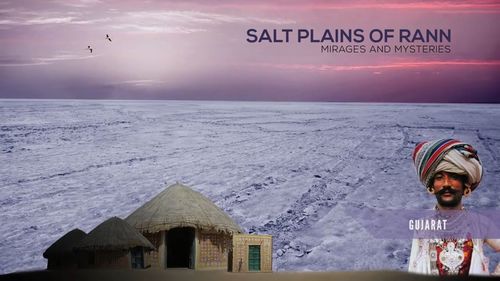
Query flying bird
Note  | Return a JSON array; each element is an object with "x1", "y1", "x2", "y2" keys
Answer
[
  {"x1": 87, "y1": 45, "x2": 93, "y2": 53},
  {"x1": 106, "y1": 34, "x2": 112, "y2": 42}
]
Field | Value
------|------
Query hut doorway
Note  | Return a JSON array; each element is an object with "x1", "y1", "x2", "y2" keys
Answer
[
  {"x1": 166, "y1": 227, "x2": 195, "y2": 269},
  {"x1": 248, "y1": 245, "x2": 261, "y2": 271}
]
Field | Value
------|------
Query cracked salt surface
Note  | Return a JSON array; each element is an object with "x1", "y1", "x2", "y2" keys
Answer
[{"x1": 0, "y1": 100, "x2": 499, "y2": 274}]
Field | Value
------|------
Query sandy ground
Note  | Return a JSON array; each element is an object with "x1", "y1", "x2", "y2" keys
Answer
[{"x1": 0, "y1": 270, "x2": 495, "y2": 281}]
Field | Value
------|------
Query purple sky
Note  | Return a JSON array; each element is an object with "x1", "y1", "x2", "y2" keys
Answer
[{"x1": 0, "y1": 0, "x2": 499, "y2": 102}]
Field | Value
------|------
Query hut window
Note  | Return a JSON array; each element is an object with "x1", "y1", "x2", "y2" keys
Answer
[
  {"x1": 248, "y1": 245, "x2": 261, "y2": 271},
  {"x1": 131, "y1": 247, "x2": 144, "y2": 269}
]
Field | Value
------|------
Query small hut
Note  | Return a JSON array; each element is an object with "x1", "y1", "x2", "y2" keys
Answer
[
  {"x1": 126, "y1": 183, "x2": 243, "y2": 270},
  {"x1": 43, "y1": 228, "x2": 87, "y2": 270},
  {"x1": 230, "y1": 234, "x2": 273, "y2": 272},
  {"x1": 75, "y1": 217, "x2": 154, "y2": 269}
]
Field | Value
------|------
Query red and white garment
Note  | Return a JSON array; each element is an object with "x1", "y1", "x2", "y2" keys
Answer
[{"x1": 409, "y1": 238, "x2": 489, "y2": 275}]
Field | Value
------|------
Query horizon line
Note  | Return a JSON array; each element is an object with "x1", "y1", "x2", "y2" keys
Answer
[{"x1": 1, "y1": 97, "x2": 499, "y2": 105}]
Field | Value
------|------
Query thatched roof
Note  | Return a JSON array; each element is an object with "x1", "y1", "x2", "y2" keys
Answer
[
  {"x1": 43, "y1": 228, "x2": 87, "y2": 258},
  {"x1": 75, "y1": 217, "x2": 154, "y2": 251},
  {"x1": 126, "y1": 183, "x2": 243, "y2": 234}
]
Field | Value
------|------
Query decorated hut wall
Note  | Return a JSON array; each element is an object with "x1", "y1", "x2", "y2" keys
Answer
[
  {"x1": 43, "y1": 228, "x2": 87, "y2": 270},
  {"x1": 195, "y1": 230, "x2": 232, "y2": 270},
  {"x1": 142, "y1": 232, "x2": 163, "y2": 269},
  {"x1": 230, "y1": 234, "x2": 272, "y2": 273}
]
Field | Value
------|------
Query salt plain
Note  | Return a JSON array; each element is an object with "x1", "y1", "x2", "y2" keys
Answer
[{"x1": 0, "y1": 99, "x2": 499, "y2": 274}]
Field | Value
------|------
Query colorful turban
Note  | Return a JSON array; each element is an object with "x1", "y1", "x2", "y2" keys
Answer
[{"x1": 412, "y1": 139, "x2": 483, "y2": 191}]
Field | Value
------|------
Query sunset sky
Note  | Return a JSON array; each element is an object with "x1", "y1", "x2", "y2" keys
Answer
[{"x1": 0, "y1": 0, "x2": 499, "y2": 102}]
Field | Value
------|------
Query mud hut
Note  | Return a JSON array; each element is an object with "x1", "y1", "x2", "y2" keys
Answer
[
  {"x1": 43, "y1": 228, "x2": 87, "y2": 270},
  {"x1": 75, "y1": 217, "x2": 154, "y2": 269},
  {"x1": 230, "y1": 234, "x2": 273, "y2": 273},
  {"x1": 125, "y1": 183, "x2": 243, "y2": 270}
]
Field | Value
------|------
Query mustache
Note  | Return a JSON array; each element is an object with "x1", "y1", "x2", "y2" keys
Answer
[{"x1": 436, "y1": 187, "x2": 459, "y2": 196}]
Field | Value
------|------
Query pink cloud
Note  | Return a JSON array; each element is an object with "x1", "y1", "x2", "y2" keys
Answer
[
  {"x1": 214, "y1": 0, "x2": 500, "y2": 12},
  {"x1": 250, "y1": 60, "x2": 500, "y2": 72}
]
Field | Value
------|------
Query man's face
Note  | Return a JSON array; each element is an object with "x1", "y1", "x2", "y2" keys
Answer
[{"x1": 431, "y1": 171, "x2": 466, "y2": 208}]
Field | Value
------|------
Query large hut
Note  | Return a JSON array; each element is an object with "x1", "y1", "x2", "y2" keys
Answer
[
  {"x1": 43, "y1": 228, "x2": 87, "y2": 270},
  {"x1": 125, "y1": 183, "x2": 243, "y2": 270},
  {"x1": 75, "y1": 217, "x2": 154, "y2": 269}
]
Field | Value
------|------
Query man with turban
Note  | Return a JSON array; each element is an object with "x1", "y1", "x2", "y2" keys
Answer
[{"x1": 408, "y1": 139, "x2": 500, "y2": 276}]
